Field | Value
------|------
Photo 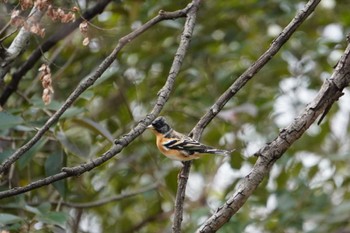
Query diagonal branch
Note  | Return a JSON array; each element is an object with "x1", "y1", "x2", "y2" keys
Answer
[
  {"x1": 191, "y1": 0, "x2": 322, "y2": 138},
  {"x1": 174, "y1": 0, "x2": 322, "y2": 232},
  {"x1": 197, "y1": 38, "x2": 350, "y2": 233},
  {"x1": 0, "y1": 3, "x2": 192, "y2": 175},
  {"x1": 0, "y1": 0, "x2": 197, "y2": 199}
]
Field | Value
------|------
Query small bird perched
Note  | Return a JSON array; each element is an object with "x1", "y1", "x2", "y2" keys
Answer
[{"x1": 147, "y1": 116, "x2": 233, "y2": 161}]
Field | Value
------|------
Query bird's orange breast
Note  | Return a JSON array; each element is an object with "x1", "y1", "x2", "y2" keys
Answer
[{"x1": 154, "y1": 132, "x2": 199, "y2": 161}]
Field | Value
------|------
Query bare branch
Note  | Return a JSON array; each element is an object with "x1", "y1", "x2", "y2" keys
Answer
[
  {"x1": 0, "y1": 0, "x2": 197, "y2": 199},
  {"x1": 173, "y1": 161, "x2": 192, "y2": 233}
]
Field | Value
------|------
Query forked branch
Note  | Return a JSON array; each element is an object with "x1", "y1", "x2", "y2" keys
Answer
[
  {"x1": 0, "y1": 0, "x2": 197, "y2": 198},
  {"x1": 174, "y1": 1, "x2": 321, "y2": 232}
]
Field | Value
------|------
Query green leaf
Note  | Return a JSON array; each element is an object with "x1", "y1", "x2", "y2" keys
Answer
[
  {"x1": 90, "y1": 67, "x2": 118, "y2": 87},
  {"x1": 79, "y1": 90, "x2": 94, "y2": 100},
  {"x1": 0, "y1": 149, "x2": 14, "y2": 163},
  {"x1": 36, "y1": 211, "x2": 69, "y2": 228},
  {"x1": 30, "y1": 97, "x2": 85, "y2": 119},
  {"x1": 37, "y1": 202, "x2": 51, "y2": 214},
  {"x1": 230, "y1": 150, "x2": 244, "y2": 169},
  {"x1": 45, "y1": 151, "x2": 67, "y2": 198},
  {"x1": 72, "y1": 117, "x2": 114, "y2": 142},
  {"x1": 0, "y1": 213, "x2": 23, "y2": 231},
  {"x1": 0, "y1": 112, "x2": 24, "y2": 130},
  {"x1": 0, "y1": 213, "x2": 23, "y2": 225},
  {"x1": 56, "y1": 128, "x2": 91, "y2": 158},
  {"x1": 24, "y1": 204, "x2": 42, "y2": 215},
  {"x1": 61, "y1": 107, "x2": 85, "y2": 119},
  {"x1": 18, "y1": 138, "x2": 48, "y2": 170}
]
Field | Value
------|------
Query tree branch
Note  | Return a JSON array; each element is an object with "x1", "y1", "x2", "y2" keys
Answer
[
  {"x1": 0, "y1": 0, "x2": 113, "y2": 106},
  {"x1": 173, "y1": 161, "x2": 192, "y2": 232},
  {"x1": 197, "y1": 40, "x2": 350, "y2": 233},
  {"x1": 191, "y1": 0, "x2": 322, "y2": 139},
  {"x1": 196, "y1": 9, "x2": 350, "y2": 233},
  {"x1": 0, "y1": 6, "x2": 45, "y2": 80},
  {"x1": 171, "y1": 1, "x2": 323, "y2": 232},
  {"x1": 0, "y1": 0, "x2": 196, "y2": 199},
  {"x1": 171, "y1": 1, "x2": 201, "y2": 232},
  {"x1": 124, "y1": 210, "x2": 172, "y2": 233},
  {"x1": 0, "y1": 3, "x2": 192, "y2": 175}
]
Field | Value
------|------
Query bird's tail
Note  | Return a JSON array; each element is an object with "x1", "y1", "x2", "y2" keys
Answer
[{"x1": 205, "y1": 148, "x2": 234, "y2": 156}]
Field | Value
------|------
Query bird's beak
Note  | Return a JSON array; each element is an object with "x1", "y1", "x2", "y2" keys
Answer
[{"x1": 146, "y1": 124, "x2": 153, "y2": 129}]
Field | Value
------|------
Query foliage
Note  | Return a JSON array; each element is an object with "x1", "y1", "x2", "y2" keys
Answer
[{"x1": 1, "y1": 0, "x2": 350, "y2": 232}]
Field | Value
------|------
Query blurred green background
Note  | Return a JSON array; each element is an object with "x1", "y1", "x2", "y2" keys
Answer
[{"x1": 1, "y1": 0, "x2": 350, "y2": 232}]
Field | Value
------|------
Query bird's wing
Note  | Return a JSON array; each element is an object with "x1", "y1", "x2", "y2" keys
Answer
[{"x1": 163, "y1": 137, "x2": 211, "y2": 154}]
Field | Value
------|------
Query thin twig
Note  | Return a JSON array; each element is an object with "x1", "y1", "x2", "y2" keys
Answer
[
  {"x1": 49, "y1": 184, "x2": 158, "y2": 208},
  {"x1": 0, "y1": 0, "x2": 113, "y2": 106},
  {"x1": 0, "y1": 27, "x2": 18, "y2": 43},
  {"x1": 123, "y1": 210, "x2": 172, "y2": 233},
  {"x1": 0, "y1": 21, "x2": 12, "y2": 40},
  {"x1": 0, "y1": 1, "x2": 195, "y2": 199},
  {"x1": 0, "y1": 6, "x2": 45, "y2": 80}
]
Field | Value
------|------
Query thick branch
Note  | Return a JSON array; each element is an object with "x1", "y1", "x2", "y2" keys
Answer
[
  {"x1": 0, "y1": 1, "x2": 196, "y2": 199},
  {"x1": 197, "y1": 40, "x2": 350, "y2": 233}
]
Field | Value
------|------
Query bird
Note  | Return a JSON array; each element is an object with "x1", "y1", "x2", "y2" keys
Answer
[{"x1": 147, "y1": 116, "x2": 233, "y2": 161}]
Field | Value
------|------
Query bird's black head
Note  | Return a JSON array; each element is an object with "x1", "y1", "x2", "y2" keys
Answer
[{"x1": 149, "y1": 116, "x2": 171, "y2": 134}]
